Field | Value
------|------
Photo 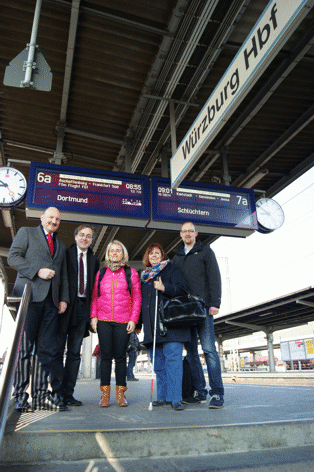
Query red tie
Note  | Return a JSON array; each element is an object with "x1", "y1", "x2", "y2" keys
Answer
[
  {"x1": 47, "y1": 233, "x2": 54, "y2": 256},
  {"x1": 79, "y1": 252, "x2": 84, "y2": 295}
]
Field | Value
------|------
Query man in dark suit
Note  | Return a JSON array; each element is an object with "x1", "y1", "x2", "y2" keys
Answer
[
  {"x1": 51, "y1": 224, "x2": 99, "y2": 406},
  {"x1": 7, "y1": 207, "x2": 69, "y2": 412}
]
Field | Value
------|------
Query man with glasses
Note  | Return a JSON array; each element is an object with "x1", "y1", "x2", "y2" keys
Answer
[
  {"x1": 51, "y1": 225, "x2": 99, "y2": 406},
  {"x1": 173, "y1": 221, "x2": 224, "y2": 408}
]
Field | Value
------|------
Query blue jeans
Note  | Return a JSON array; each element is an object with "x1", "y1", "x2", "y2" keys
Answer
[
  {"x1": 185, "y1": 315, "x2": 224, "y2": 397},
  {"x1": 150, "y1": 342, "x2": 183, "y2": 402}
]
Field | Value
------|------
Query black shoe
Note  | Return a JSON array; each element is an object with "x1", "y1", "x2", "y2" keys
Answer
[
  {"x1": 127, "y1": 377, "x2": 139, "y2": 381},
  {"x1": 182, "y1": 396, "x2": 200, "y2": 405},
  {"x1": 64, "y1": 395, "x2": 82, "y2": 406},
  {"x1": 208, "y1": 395, "x2": 224, "y2": 409},
  {"x1": 182, "y1": 391, "x2": 207, "y2": 404},
  {"x1": 33, "y1": 394, "x2": 69, "y2": 411},
  {"x1": 15, "y1": 399, "x2": 32, "y2": 413}
]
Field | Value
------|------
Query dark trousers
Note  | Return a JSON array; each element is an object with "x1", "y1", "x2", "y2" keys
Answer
[
  {"x1": 127, "y1": 350, "x2": 137, "y2": 379},
  {"x1": 13, "y1": 294, "x2": 58, "y2": 402},
  {"x1": 97, "y1": 321, "x2": 129, "y2": 386},
  {"x1": 51, "y1": 298, "x2": 88, "y2": 398}
]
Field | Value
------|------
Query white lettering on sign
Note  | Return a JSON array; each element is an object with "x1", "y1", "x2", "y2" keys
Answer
[
  {"x1": 57, "y1": 195, "x2": 89, "y2": 204},
  {"x1": 170, "y1": 0, "x2": 313, "y2": 188}
]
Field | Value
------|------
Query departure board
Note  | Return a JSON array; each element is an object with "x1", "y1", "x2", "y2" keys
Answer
[
  {"x1": 26, "y1": 162, "x2": 150, "y2": 227},
  {"x1": 148, "y1": 177, "x2": 258, "y2": 236}
]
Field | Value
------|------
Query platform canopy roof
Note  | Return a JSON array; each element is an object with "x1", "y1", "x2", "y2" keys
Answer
[
  {"x1": 214, "y1": 287, "x2": 314, "y2": 342},
  {"x1": 1, "y1": 0, "x2": 314, "y2": 294}
]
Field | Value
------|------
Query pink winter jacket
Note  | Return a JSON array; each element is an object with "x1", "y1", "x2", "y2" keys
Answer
[{"x1": 90, "y1": 266, "x2": 141, "y2": 324}]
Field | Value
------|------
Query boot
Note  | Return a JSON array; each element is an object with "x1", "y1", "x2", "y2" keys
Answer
[
  {"x1": 99, "y1": 385, "x2": 110, "y2": 407},
  {"x1": 116, "y1": 385, "x2": 128, "y2": 407}
]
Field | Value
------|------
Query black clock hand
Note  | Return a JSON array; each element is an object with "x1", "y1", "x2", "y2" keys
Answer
[{"x1": 0, "y1": 180, "x2": 8, "y2": 187}]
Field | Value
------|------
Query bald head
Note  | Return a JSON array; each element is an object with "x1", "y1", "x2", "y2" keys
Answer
[{"x1": 41, "y1": 207, "x2": 61, "y2": 233}]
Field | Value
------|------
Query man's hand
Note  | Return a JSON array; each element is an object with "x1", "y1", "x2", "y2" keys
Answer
[
  {"x1": 209, "y1": 306, "x2": 219, "y2": 316},
  {"x1": 127, "y1": 321, "x2": 136, "y2": 333},
  {"x1": 90, "y1": 317, "x2": 98, "y2": 333},
  {"x1": 38, "y1": 268, "x2": 55, "y2": 280},
  {"x1": 58, "y1": 301, "x2": 67, "y2": 314}
]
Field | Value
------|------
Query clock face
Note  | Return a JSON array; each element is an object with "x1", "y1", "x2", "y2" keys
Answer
[
  {"x1": 256, "y1": 197, "x2": 285, "y2": 233},
  {"x1": 0, "y1": 167, "x2": 27, "y2": 208}
]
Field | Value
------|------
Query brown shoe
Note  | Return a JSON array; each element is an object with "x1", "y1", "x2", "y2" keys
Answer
[
  {"x1": 99, "y1": 385, "x2": 110, "y2": 407},
  {"x1": 116, "y1": 385, "x2": 128, "y2": 407}
]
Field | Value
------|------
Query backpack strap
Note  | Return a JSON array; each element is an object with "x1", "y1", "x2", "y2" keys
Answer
[
  {"x1": 97, "y1": 267, "x2": 107, "y2": 298},
  {"x1": 97, "y1": 265, "x2": 132, "y2": 297},
  {"x1": 124, "y1": 265, "x2": 132, "y2": 294}
]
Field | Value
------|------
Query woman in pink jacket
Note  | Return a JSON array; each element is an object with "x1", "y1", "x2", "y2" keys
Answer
[{"x1": 90, "y1": 240, "x2": 141, "y2": 407}]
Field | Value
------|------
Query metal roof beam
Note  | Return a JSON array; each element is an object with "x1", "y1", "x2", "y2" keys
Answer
[
  {"x1": 296, "y1": 300, "x2": 314, "y2": 308},
  {"x1": 98, "y1": 228, "x2": 120, "y2": 261},
  {"x1": 164, "y1": 236, "x2": 181, "y2": 254},
  {"x1": 131, "y1": 0, "x2": 222, "y2": 173},
  {"x1": 53, "y1": 0, "x2": 80, "y2": 165},
  {"x1": 139, "y1": 0, "x2": 248, "y2": 176},
  {"x1": 225, "y1": 19, "x2": 314, "y2": 187},
  {"x1": 225, "y1": 320, "x2": 268, "y2": 333},
  {"x1": 189, "y1": 16, "x2": 314, "y2": 184},
  {"x1": 63, "y1": 127, "x2": 126, "y2": 146},
  {"x1": 129, "y1": 231, "x2": 156, "y2": 260},
  {"x1": 92, "y1": 226, "x2": 108, "y2": 255},
  {"x1": 143, "y1": 95, "x2": 200, "y2": 108},
  {"x1": 48, "y1": 0, "x2": 173, "y2": 37},
  {"x1": 266, "y1": 151, "x2": 314, "y2": 198},
  {"x1": 234, "y1": 101, "x2": 314, "y2": 190}
]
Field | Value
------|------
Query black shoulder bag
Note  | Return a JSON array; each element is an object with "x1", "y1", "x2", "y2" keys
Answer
[{"x1": 159, "y1": 287, "x2": 207, "y2": 328}]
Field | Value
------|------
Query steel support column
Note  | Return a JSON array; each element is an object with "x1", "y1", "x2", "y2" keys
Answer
[{"x1": 266, "y1": 331, "x2": 276, "y2": 372}]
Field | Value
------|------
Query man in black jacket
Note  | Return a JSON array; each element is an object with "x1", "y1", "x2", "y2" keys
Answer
[
  {"x1": 51, "y1": 224, "x2": 99, "y2": 406},
  {"x1": 172, "y1": 221, "x2": 224, "y2": 408}
]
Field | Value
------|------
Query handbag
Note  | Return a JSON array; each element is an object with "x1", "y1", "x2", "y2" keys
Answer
[
  {"x1": 159, "y1": 288, "x2": 207, "y2": 328},
  {"x1": 127, "y1": 332, "x2": 140, "y2": 352}
]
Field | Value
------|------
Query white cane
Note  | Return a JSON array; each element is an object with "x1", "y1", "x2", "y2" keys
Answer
[{"x1": 148, "y1": 288, "x2": 158, "y2": 411}]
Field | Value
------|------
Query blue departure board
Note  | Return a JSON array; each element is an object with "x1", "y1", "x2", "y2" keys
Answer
[
  {"x1": 148, "y1": 177, "x2": 258, "y2": 236},
  {"x1": 26, "y1": 162, "x2": 150, "y2": 227}
]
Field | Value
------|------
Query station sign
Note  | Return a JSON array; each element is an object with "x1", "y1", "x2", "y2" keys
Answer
[
  {"x1": 26, "y1": 162, "x2": 150, "y2": 227},
  {"x1": 170, "y1": 0, "x2": 313, "y2": 188},
  {"x1": 148, "y1": 177, "x2": 258, "y2": 236}
]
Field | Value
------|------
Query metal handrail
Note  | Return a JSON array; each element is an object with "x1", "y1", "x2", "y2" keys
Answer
[{"x1": 0, "y1": 283, "x2": 32, "y2": 448}]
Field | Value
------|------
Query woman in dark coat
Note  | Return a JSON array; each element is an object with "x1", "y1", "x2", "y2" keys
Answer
[{"x1": 140, "y1": 243, "x2": 190, "y2": 410}]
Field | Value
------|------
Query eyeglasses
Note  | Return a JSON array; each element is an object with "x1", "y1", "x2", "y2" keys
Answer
[
  {"x1": 181, "y1": 230, "x2": 195, "y2": 234},
  {"x1": 78, "y1": 233, "x2": 93, "y2": 239}
]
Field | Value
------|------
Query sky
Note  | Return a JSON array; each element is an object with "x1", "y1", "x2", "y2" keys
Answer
[{"x1": 212, "y1": 166, "x2": 314, "y2": 316}]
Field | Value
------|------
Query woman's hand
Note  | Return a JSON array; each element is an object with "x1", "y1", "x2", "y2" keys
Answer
[
  {"x1": 154, "y1": 276, "x2": 165, "y2": 292},
  {"x1": 127, "y1": 320, "x2": 136, "y2": 333},
  {"x1": 90, "y1": 317, "x2": 98, "y2": 333}
]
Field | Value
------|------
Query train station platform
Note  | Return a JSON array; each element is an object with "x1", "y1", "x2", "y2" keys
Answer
[{"x1": 1, "y1": 374, "x2": 314, "y2": 471}]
